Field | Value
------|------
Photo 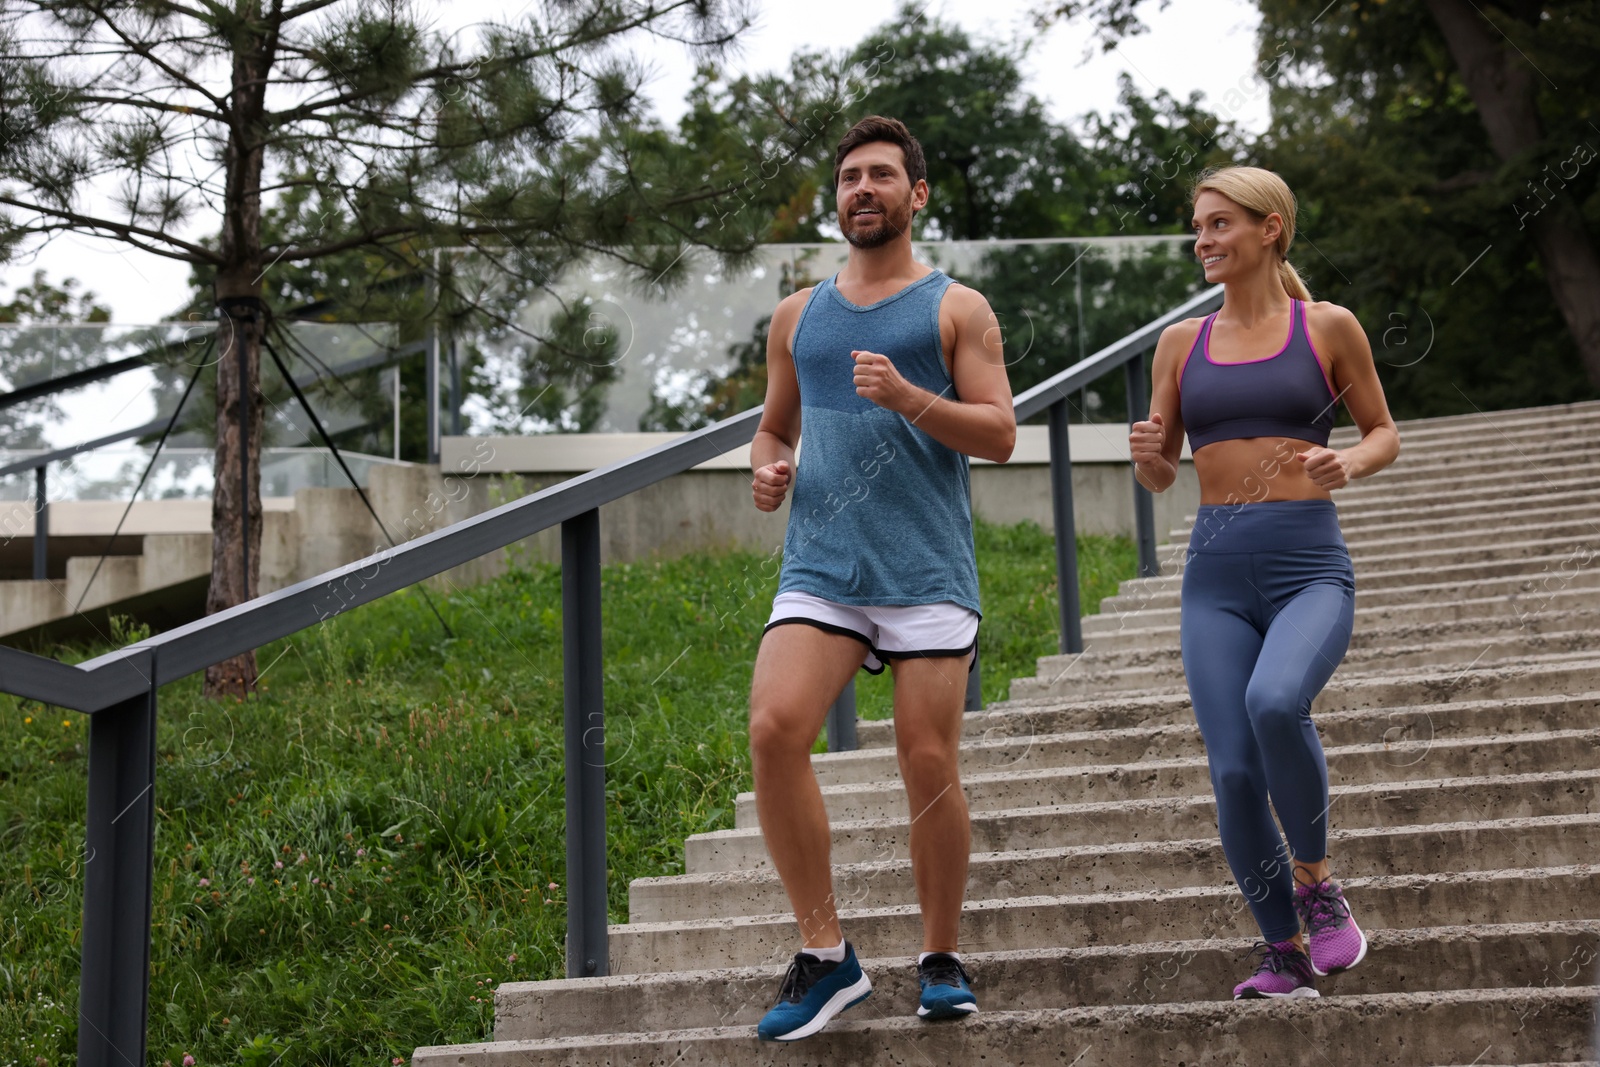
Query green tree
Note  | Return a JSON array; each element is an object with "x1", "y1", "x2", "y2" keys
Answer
[
  {"x1": 0, "y1": 0, "x2": 773, "y2": 696},
  {"x1": 1077, "y1": 74, "x2": 1242, "y2": 236},
  {"x1": 644, "y1": 6, "x2": 1231, "y2": 430},
  {"x1": 973, "y1": 239, "x2": 1203, "y2": 407},
  {"x1": 670, "y1": 49, "x2": 877, "y2": 243},
  {"x1": 0, "y1": 269, "x2": 110, "y2": 325},
  {"x1": 1252, "y1": 0, "x2": 1600, "y2": 412},
  {"x1": 1034, "y1": 0, "x2": 1600, "y2": 413},
  {"x1": 0, "y1": 269, "x2": 113, "y2": 453},
  {"x1": 848, "y1": 4, "x2": 1090, "y2": 239}
]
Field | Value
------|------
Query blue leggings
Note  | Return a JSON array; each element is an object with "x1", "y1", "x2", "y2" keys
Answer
[{"x1": 1179, "y1": 500, "x2": 1356, "y2": 943}]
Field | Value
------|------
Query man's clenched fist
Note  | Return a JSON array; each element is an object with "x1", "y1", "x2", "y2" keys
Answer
[
  {"x1": 852, "y1": 350, "x2": 913, "y2": 412},
  {"x1": 752, "y1": 460, "x2": 792, "y2": 512}
]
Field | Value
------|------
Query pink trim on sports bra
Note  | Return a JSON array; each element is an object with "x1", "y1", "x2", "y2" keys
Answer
[
  {"x1": 1301, "y1": 306, "x2": 1339, "y2": 400},
  {"x1": 1176, "y1": 314, "x2": 1215, "y2": 398},
  {"x1": 1203, "y1": 301, "x2": 1299, "y2": 366}
]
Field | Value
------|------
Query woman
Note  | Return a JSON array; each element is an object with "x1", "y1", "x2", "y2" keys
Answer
[{"x1": 1129, "y1": 165, "x2": 1400, "y2": 999}]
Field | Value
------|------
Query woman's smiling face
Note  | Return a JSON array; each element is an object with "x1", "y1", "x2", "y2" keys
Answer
[{"x1": 1192, "y1": 189, "x2": 1281, "y2": 283}]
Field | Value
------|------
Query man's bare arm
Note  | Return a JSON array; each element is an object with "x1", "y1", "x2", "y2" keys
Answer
[{"x1": 750, "y1": 290, "x2": 807, "y2": 511}]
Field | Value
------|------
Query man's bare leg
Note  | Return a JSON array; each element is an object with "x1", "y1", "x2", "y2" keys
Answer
[
  {"x1": 749, "y1": 624, "x2": 867, "y2": 947},
  {"x1": 888, "y1": 654, "x2": 970, "y2": 953}
]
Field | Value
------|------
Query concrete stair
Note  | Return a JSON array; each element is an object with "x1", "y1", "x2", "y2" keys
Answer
[{"x1": 414, "y1": 400, "x2": 1600, "y2": 1065}]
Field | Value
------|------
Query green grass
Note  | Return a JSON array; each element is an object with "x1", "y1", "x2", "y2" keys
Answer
[{"x1": 0, "y1": 520, "x2": 1135, "y2": 1066}]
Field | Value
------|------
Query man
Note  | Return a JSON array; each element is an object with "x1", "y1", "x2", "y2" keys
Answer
[{"x1": 747, "y1": 115, "x2": 1016, "y2": 1041}]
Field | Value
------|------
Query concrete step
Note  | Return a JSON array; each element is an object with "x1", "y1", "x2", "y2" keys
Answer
[
  {"x1": 632, "y1": 813, "x2": 1600, "y2": 922},
  {"x1": 1319, "y1": 472, "x2": 1600, "y2": 519},
  {"x1": 1306, "y1": 486, "x2": 1597, "y2": 529},
  {"x1": 1140, "y1": 532, "x2": 1600, "y2": 589},
  {"x1": 1063, "y1": 605, "x2": 1597, "y2": 657},
  {"x1": 911, "y1": 661, "x2": 1600, "y2": 745},
  {"x1": 416, "y1": 984, "x2": 1599, "y2": 1066},
  {"x1": 1116, "y1": 541, "x2": 1599, "y2": 597},
  {"x1": 1167, "y1": 499, "x2": 1600, "y2": 550},
  {"x1": 1337, "y1": 422, "x2": 1600, "y2": 462},
  {"x1": 604, "y1": 865, "x2": 1600, "y2": 973},
  {"x1": 1015, "y1": 647, "x2": 1600, "y2": 706},
  {"x1": 1336, "y1": 452, "x2": 1600, "y2": 495},
  {"x1": 687, "y1": 769, "x2": 1600, "y2": 875},
  {"x1": 1078, "y1": 584, "x2": 1600, "y2": 640},
  {"x1": 1094, "y1": 550, "x2": 1600, "y2": 616},
  {"x1": 1011, "y1": 645, "x2": 1600, "y2": 706},
  {"x1": 1326, "y1": 398, "x2": 1600, "y2": 438},
  {"x1": 1028, "y1": 626, "x2": 1599, "y2": 696},
  {"x1": 1334, "y1": 452, "x2": 1600, "y2": 491},
  {"x1": 1328, "y1": 401, "x2": 1600, "y2": 441},
  {"x1": 734, "y1": 729, "x2": 1600, "y2": 827},
  {"x1": 488, "y1": 922, "x2": 1600, "y2": 1039},
  {"x1": 1340, "y1": 415, "x2": 1600, "y2": 450},
  {"x1": 811, "y1": 693, "x2": 1599, "y2": 787},
  {"x1": 421, "y1": 401, "x2": 1600, "y2": 1067},
  {"x1": 1163, "y1": 508, "x2": 1600, "y2": 565}
]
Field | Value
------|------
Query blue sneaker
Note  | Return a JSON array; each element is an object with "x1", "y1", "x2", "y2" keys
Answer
[
  {"x1": 917, "y1": 953, "x2": 977, "y2": 1019},
  {"x1": 756, "y1": 943, "x2": 873, "y2": 1042}
]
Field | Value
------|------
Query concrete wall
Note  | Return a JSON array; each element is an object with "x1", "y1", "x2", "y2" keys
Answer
[{"x1": 425, "y1": 424, "x2": 1201, "y2": 567}]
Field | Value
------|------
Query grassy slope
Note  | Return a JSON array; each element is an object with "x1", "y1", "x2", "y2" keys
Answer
[{"x1": 0, "y1": 520, "x2": 1135, "y2": 1066}]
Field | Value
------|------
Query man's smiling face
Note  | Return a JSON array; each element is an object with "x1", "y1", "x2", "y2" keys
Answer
[{"x1": 835, "y1": 141, "x2": 926, "y2": 250}]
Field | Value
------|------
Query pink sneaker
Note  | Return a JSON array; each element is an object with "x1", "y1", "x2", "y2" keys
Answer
[
  {"x1": 1232, "y1": 941, "x2": 1319, "y2": 999},
  {"x1": 1295, "y1": 878, "x2": 1368, "y2": 976}
]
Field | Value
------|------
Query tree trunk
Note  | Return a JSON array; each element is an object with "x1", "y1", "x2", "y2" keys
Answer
[
  {"x1": 203, "y1": 300, "x2": 263, "y2": 699},
  {"x1": 203, "y1": 4, "x2": 271, "y2": 700},
  {"x1": 1424, "y1": 0, "x2": 1600, "y2": 385}
]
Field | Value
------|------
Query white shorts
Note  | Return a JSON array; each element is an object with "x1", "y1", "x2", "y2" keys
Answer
[{"x1": 764, "y1": 591, "x2": 979, "y2": 674}]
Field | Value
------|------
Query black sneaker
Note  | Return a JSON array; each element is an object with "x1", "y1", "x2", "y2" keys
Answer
[{"x1": 917, "y1": 952, "x2": 978, "y2": 1019}]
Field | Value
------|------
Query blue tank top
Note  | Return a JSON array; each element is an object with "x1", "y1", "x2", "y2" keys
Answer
[
  {"x1": 1179, "y1": 299, "x2": 1338, "y2": 450},
  {"x1": 777, "y1": 269, "x2": 981, "y2": 615}
]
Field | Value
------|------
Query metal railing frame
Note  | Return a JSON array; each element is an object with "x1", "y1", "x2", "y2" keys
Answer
[
  {"x1": 0, "y1": 283, "x2": 1222, "y2": 1066},
  {"x1": 0, "y1": 336, "x2": 427, "y2": 580}
]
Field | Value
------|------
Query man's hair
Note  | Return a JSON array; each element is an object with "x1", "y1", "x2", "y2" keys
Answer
[{"x1": 832, "y1": 115, "x2": 927, "y2": 189}]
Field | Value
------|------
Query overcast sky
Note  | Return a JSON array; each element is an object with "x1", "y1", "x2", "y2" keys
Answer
[{"x1": 0, "y1": 0, "x2": 1266, "y2": 324}]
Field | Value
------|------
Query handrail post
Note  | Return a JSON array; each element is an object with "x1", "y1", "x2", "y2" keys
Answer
[
  {"x1": 33, "y1": 463, "x2": 47, "y2": 581},
  {"x1": 426, "y1": 321, "x2": 440, "y2": 465},
  {"x1": 77, "y1": 648, "x2": 157, "y2": 1067},
  {"x1": 1124, "y1": 353, "x2": 1160, "y2": 578},
  {"x1": 825, "y1": 678, "x2": 857, "y2": 752},
  {"x1": 1047, "y1": 400, "x2": 1084, "y2": 653},
  {"x1": 448, "y1": 336, "x2": 463, "y2": 437},
  {"x1": 561, "y1": 508, "x2": 608, "y2": 978}
]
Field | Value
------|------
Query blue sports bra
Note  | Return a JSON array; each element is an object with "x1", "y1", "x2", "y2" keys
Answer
[{"x1": 1179, "y1": 300, "x2": 1338, "y2": 451}]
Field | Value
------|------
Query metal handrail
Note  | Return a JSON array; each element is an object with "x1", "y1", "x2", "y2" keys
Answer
[
  {"x1": 0, "y1": 283, "x2": 1221, "y2": 1067},
  {"x1": 1014, "y1": 284, "x2": 1222, "y2": 421}
]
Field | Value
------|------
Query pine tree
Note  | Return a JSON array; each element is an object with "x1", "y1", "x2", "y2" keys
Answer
[{"x1": 0, "y1": 0, "x2": 811, "y2": 696}]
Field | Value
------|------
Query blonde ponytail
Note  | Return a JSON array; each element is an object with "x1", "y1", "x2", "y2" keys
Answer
[
  {"x1": 1191, "y1": 166, "x2": 1313, "y2": 300},
  {"x1": 1278, "y1": 260, "x2": 1311, "y2": 301}
]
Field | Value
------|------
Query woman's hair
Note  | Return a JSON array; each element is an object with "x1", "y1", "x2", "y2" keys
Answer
[{"x1": 1190, "y1": 166, "x2": 1312, "y2": 301}]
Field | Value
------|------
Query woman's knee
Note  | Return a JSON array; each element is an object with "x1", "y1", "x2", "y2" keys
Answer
[
  {"x1": 1211, "y1": 762, "x2": 1265, "y2": 812},
  {"x1": 1244, "y1": 680, "x2": 1308, "y2": 738}
]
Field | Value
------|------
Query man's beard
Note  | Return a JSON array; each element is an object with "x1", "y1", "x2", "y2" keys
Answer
[{"x1": 842, "y1": 195, "x2": 913, "y2": 249}]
